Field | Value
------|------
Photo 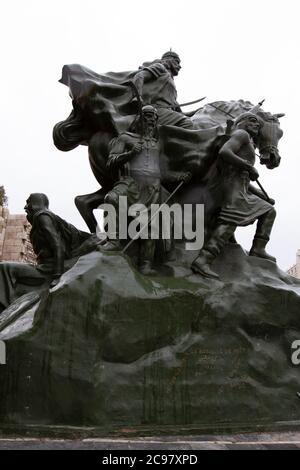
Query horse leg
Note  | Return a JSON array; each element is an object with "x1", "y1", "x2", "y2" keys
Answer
[
  {"x1": 77, "y1": 131, "x2": 115, "y2": 232},
  {"x1": 75, "y1": 188, "x2": 107, "y2": 233}
]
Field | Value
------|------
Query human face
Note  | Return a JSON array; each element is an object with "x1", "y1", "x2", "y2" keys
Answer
[
  {"x1": 24, "y1": 194, "x2": 45, "y2": 221},
  {"x1": 244, "y1": 117, "x2": 261, "y2": 137},
  {"x1": 165, "y1": 57, "x2": 181, "y2": 76},
  {"x1": 24, "y1": 197, "x2": 33, "y2": 218},
  {"x1": 24, "y1": 196, "x2": 36, "y2": 223},
  {"x1": 143, "y1": 111, "x2": 157, "y2": 131}
]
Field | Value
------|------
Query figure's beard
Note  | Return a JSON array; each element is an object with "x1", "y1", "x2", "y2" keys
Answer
[{"x1": 144, "y1": 123, "x2": 156, "y2": 137}]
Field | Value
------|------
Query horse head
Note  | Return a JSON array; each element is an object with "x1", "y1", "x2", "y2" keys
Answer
[
  {"x1": 254, "y1": 110, "x2": 284, "y2": 169},
  {"x1": 192, "y1": 101, "x2": 284, "y2": 170}
]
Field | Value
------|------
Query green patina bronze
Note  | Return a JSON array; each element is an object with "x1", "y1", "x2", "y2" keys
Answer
[{"x1": 1, "y1": 245, "x2": 300, "y2": 434}]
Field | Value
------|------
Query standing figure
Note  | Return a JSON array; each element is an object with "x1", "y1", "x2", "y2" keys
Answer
[
  {"x1": 191, "y1": 113, "x2": 277, "y2": 279},
  {"x1": 101, "y1": 105, "x2": 190, "y2": 275}
]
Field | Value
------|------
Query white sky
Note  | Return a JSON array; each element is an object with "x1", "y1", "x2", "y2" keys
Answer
[{"x1": 0, "y1": 0, "x2": 299, "y2": 269}]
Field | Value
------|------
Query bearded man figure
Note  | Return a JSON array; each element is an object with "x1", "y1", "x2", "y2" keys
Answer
[
  {"x1": 132, "y1": 50, "x2": 194, "y2": 129},
  {"x1": 101, "y1": 105, "x2": 191, "y2": 274}
]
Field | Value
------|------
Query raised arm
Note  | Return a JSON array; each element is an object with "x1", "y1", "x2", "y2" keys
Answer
[{"x1": 107, "y1": 136, "x2": 142, "y2": 174}]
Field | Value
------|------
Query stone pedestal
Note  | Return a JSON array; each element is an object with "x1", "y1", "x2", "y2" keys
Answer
[{"x1": 1, "y1": 245, "x2": 300, "y2": 434}]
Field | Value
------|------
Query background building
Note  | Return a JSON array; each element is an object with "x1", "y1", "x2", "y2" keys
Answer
[
  {"x1": 287, "y1": 250, "x2": 300, "y2": 279},
  {"x1": 0, "y1": 206, "x2": 35, "y2": 263}
]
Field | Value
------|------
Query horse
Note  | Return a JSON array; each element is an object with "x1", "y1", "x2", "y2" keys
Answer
[
  {"x1": 192, "y1": 100, "x2": 283, "y2": 169},
  {"x1": 53, "y1": 98, "x2": 284, "y2": 234}
]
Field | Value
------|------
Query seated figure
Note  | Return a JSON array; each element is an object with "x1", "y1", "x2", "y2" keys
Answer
[{"x1": 0, "y1": 193, "x2": 96, "y2": 314}]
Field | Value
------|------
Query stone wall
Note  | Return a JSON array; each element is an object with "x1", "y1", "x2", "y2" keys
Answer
[{"x1": 0, "y1": 206, "x2": 35, "y2": 263}]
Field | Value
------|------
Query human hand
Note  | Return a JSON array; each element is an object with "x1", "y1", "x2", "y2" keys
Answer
[
  {"x1": 50, "y1": 272, "x2": 62, "y2": 289},
  {"x1": 178, "y1": 171, "x2": 192, "y2": 183},
  {"x1": 50, "y1": 278, "x2": 60, "y2": 289},
  {"x1": 248, "y1": 166, "x2": 259, "y2": 181},
  {"x1": 131, "y1": 142, "x2": 143, "y2": 155}
]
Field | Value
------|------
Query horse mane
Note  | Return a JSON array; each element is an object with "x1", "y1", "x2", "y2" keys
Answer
[
  {"x1": 192, "y1": 99, "x2": 281, "y2": 129},
  {"x1": 256, "y1": 109, "x2": 280, "y2": 123}
]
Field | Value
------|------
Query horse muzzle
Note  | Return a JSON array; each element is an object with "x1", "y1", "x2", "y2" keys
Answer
[{"x1": 259, "y1": 145, "x2": 281, "y2": 169}]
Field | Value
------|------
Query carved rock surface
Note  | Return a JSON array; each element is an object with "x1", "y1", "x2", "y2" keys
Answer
[{"x1": 1, "y1": 245, "x2": 300, "y2": 432}]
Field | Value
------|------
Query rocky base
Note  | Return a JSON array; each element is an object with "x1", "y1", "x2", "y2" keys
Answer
[{"x1": 1, "y1": 244, "x2": 300, "y2": 431}]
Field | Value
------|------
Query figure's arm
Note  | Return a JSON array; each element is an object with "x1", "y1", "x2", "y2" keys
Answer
[
  {"x1": 219, "y1": 130, "x2": 259, "y2": 180},
  {"x1": 107, "y1": 136, "x2": 142, "y2": 173},
  {"x1": 219, "y1": 130, "x2": 251, "y2": 169},
  {"x1": 132, "y1": 62, "x2": 166, "y2": 98},
  {"x1": 38, "y1": 215, "x2": 64, "y2": 278},
  {"x1": 131, "y1": 70, "x2": 153, "y2": 98}
]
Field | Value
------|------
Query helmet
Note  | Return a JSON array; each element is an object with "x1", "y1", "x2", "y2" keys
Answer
[
  {"x1": 161, "y1": 50, "x2": 180, "y2": 61},
  {"x1": 234, "y1": 112, "x2": 263, "y2": 128},
  {"x1": 142, "y1": 105, "x2": 158, "y2": 118}
]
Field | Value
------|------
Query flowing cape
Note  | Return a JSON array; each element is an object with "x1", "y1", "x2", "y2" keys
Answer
[{"x1": 57, "y1": 64, "x2": 224, "y2": 183}]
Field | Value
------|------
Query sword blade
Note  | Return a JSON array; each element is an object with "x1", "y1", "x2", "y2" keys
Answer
[
  {"x1": 256, "y1": 179, "x2": 270, "y2": 201},
  {"x1": 208, "y1": 103, "x2": 235, "y2": 119},
  {"x1": 179, "y1": 97, "x2": 206, "y2": 108}
]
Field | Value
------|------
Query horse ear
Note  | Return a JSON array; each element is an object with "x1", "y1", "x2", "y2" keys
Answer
[{"x1": 274, "y1": 113, "x2": 285, "y2": 119}]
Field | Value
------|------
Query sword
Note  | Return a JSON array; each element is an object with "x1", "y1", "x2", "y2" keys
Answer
[
  {"x1": 179, "y1": 96, "x2": 206, "y2": 108},
  {"x1": 255, "y1": 178, "x2": 271, "y2": 202}
]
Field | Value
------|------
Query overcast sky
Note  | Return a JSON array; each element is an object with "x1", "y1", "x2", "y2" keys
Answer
[{"x1": 1, "y1": 0, "x2": 299, "y2": 269}]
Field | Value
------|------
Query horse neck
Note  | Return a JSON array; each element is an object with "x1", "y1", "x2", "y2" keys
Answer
[
  {"x1": 213, "y1": 99, "x2": 254, "y2": 117},
  {"x1": 195, "y1": 100, "x2": 256, "y2": 127}
]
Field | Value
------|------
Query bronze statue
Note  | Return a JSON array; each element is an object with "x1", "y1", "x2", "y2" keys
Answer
[
  {"x1": 191, "y1": 113, "x2": 277, "y2": 279},
  {"x1": 53, "y1": 52, "x2": 284, "y2": 280},
  {"x1": 0, "y1": 193, "x2": 96, "y2": 313},
  {"x1": 54, "y1": 63, "x2": 283, "y2": 236}
]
